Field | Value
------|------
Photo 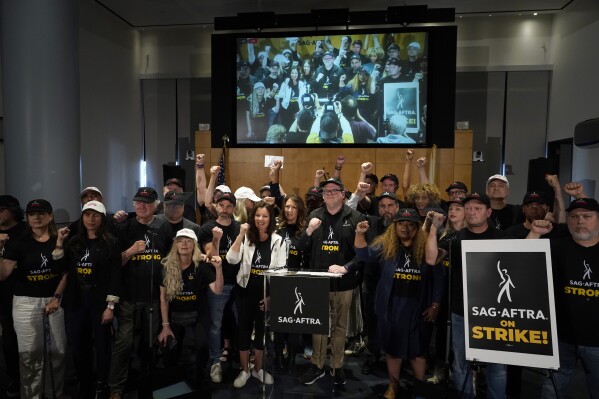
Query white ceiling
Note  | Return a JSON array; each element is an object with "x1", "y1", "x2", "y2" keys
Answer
[{"x1": 96, "y1": 0, "x2": 573, "y2": 27}]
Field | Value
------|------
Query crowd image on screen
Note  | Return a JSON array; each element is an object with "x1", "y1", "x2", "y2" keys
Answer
[{"x1": 236, "y1": 33, "x2": 428, "y2": 145}]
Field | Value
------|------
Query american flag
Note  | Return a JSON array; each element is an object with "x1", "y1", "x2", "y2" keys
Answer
[{"x1": 217, "y1": 145, "x2": 227, "y2": 186}]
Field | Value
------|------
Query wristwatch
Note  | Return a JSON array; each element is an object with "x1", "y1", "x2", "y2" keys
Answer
[
  {"x1": 53, "y1": 293, "x2": 62, "y2": 301},
  {"x1": 107, "y1": 303, "x2": 115, "y2": 310}
]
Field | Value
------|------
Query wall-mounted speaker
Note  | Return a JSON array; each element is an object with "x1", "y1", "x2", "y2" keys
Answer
[{"x1": 574, "y1": 118, "x2": 599, "y2": 148}]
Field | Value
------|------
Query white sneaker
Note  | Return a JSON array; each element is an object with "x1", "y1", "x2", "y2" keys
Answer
[
  {"x1": 233, "y1": 370, "x2": 251, "y2": 388},
  {"x1": 210, "y1": 363, "x2": 222, "y2": 383},
  {"x1": 252, "y1": 369, "x2": 274, "y2": 384}
]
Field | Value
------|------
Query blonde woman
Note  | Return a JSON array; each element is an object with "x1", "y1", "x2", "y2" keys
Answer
[{"x1": 158, "y1": 228, "x2": 223, "y2": 389}]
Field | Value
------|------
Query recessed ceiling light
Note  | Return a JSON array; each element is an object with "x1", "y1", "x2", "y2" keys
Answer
[
  {"x1": 534, "y1": 12, "x2": 538, "y2": 16},
  {"x1": 489, "y1": 14, "x2": 492, "y2": 16}
]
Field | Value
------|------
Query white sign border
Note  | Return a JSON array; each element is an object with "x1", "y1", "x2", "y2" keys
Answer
[{"x1": 462, "y1": 239, "x2": 559, "y2": 369}]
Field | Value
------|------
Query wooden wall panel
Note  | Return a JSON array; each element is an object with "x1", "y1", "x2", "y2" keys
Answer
[{"x1": 195, "y1": 131, "x2": 473, "y2": 199}]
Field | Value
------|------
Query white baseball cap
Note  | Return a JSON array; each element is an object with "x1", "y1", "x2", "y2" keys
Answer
[
  {"x1": 487, "y1": 174, "x2": 509, "y2": 186},
  {"x1": 234, "y1": 186, "x2": 261, "y2": 202},
  {"x1": 215, "y1": 185, "x2": 232, "y2": 193},
  {"x1": 176, "y1": 228, "x2": 198, "y2": 242},
  {"x1": 81, "y1": 200, "x2": 106, "y2": 216}
]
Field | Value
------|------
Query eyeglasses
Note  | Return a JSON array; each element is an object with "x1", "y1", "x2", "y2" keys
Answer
[{"x1": 322, "y1": 189, "x2": 342, "y2": 196}]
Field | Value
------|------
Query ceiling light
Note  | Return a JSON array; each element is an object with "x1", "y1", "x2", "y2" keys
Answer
[{"x1": 534, "y1": 12, "x2": 538, "y2": 16}]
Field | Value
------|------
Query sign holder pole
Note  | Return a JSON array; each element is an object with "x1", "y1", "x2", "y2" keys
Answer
[{"x1": 459, "y1": 360, "x2": 478, "y2": 399}]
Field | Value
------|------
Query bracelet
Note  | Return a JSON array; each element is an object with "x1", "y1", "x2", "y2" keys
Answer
[
  {"x1": 196, "y1": 164, "x2": 204, "y2": 169},
  {"x1": 162, "y1": 322, "x2": 170, "y2": 326},
  {"x1": 55, "y1": 245, "x2": 64, "y2": 250},
  {"x1": 335, "y1": 165, "x2": 342, "y2": 170}
]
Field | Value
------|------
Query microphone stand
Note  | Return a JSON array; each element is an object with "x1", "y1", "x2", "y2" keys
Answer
[{"x1": 144, "y1": 223, "x2": 157, "y2": 398}]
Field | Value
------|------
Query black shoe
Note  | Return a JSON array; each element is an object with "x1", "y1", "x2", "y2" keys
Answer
[
  {"x1": 301, "y1": 364, "x2": 325, "y2": 385},
  {"x1": 331, "y1": 368, "x2": 346, "y2": 385},
  {"x1": 361, "y1": 357, "x2": 374, "y2": 375}
]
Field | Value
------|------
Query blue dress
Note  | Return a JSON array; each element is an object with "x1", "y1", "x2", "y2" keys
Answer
[{"x1": 355, "y1": 245, "x2": 445, "y2": 358}]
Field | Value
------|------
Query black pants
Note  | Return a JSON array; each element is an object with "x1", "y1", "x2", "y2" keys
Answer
[
  {"x1": 163, "y1": 310, "x2": 209, "y2": 379},
  {"x1": 0, "y1": 279, "x2": 19, "y2": 384},
  {"x1": 236, "y1": 278, "x2": 266, "y2": 351},
  {"x1": 362, "y1": 280, "x2": 380, "y2": 359},
  {"x1": 66, "y1": 288, "x2": 112, "y2": 388}
]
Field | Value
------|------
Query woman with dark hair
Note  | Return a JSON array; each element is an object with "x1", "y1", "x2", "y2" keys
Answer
[
  {"x1": 300, "y1": 59, "x2": 315, "y2": 88},
  {"x1": 352, "y1": 208, "x2": 445, "y2": 399},
  {"x1": 64, "y1": 200, "x2": 121, "y2": 397},
  {"x1": 273, "y1": 195, "x2": 307, "y2": 372},
  {"x1": 278, "y1": 67, "x2": 306, "y2": 129},
  {"x1": 0, "y1": 199, "x2": 69, "y2": 398},
  {"x1": 227, "y1": 202, "x2": 287, "y2": 388},
  {"x1": 158, "y1": 228, "x2": 223, "y2": 389}
]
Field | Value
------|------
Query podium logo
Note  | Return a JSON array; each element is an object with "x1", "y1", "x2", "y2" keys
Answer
[
  {"x1": 294, "y1": 287, "x2": 305, "y2": 315},
  {"x1": 497, "y1": 261, "x2": 515, "y2": 303}
]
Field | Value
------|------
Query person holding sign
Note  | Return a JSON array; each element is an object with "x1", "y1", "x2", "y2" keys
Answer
[
  {"x1": 529, "y1": 197, "x2": 599, "y2": 399},
  {"x1": 353, "y1": 208, "x2": 445, "y2": 399}
]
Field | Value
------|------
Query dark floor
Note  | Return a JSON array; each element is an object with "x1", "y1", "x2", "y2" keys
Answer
[{"x1": 0, "y1": 331, "x2": 591, "y2": 398}]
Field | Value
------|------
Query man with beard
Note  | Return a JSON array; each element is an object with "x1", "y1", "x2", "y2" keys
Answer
[
  {"x1": 156, "y1": 191, "x2": 201, "y2": 237},
  {"x1": 504, "y1": 191, "x2": 554, "y2": 239},
  {"x1": 311, "y1": 51, "x2": 343, "y2": 102},
  {"x1": 197, "y1": 191, "x2": 241, "y2": 384},
  {"x1": 433, "y1": 193, "x2": 512, "y2": 399},
  {"x1": 530, "y1": 197, "x2": 599, "y2": 399},
  {"x1": 359, "y1": 191, "x2": 401, "y2": 374}
]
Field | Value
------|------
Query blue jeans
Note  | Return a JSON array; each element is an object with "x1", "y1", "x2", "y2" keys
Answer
[
  {"x1": 541, "y1": 340, "x2": 599, "y2": 398},
  {"x1": 207, "y1": 284, "x2": 235, "y2": 366},
  {"x1": 451, "y1": 313, "x2": 507, "y2": 399}
]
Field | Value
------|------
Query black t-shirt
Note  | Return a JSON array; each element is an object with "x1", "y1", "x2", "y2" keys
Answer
[
  {"x1": 391, "y1": 246, "x2": 422, "y2": 298},
  {"x1": 276, "y1": 224, "x2": 303, "y2": 269},
  {"x1": 250, "y1": 238, "x2": 272, "y2": 278},
  {"x1": 489, "y1": 204, "x2": 522, "y2": 230},
  {"x1": 440, "y1": 227, "x2": 508, "y2": 315},
  {"x1": 71, "y1": 237, "x2": 120, "y2": 287},
  {"x1": 4, "y1": 236, "x2": 67, "y2": 297},
  {"x1": 550, "y1": 237, "x2": 599, "y2": 346},
  {"x1": 314, "y1": 211, "x2": 342, "y2": 270},
  {"x1": 0, "y1": 221, "x2": 27, "y2": 297},
  {"x1": 197, "y1": 219, "x2": 241, "y2": 285},
  {"x1": 116, "y1": 217, "x2": 173, "y2": 301},
  {"x1": 168, "y1": 262, "x2": 216, "y2": 313}
]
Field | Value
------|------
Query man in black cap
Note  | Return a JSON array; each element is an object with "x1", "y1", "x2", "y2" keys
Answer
[
  {"x1": 311, "y1": 51, "x2": 343, "y2": 101},
  {"x1": 156, "y1": 190, "x2": 200, "y2": 237},
  {"x1": 157, "y1": 178, "x2": 196, "y2": 222},
  {"x1": 380, "y1": 173, "x2": 406, "y2": 208},
  {"x1": 237, "y1": 60, "x2": 257, "y2": 97},
  {"x1": 445, "y1": 181, "x2": 468, "y2": 201},
  {"x1": 503, "y1": 191, "x2": 552, "y2": 239},
  {"x1": 299, "y1": 178, "x2": 364, "y2": 386},
  {"x1": 108, "y1": 187, "x2": 174, "y2": 399},
  {"x1": 379, "y1": 57, "x2": 405, "y2": 84},
  {"x1": 197, "y1": 191, "x2": 241, "y2": 384},
  {"x1": 386, "y1": 43, "x2": 400, "y2": 62},
  {"x1": 434, "y1": 192, "x2": 512, "y2": 399},
  {"x1": 530, "y1": 198, "x2": 599, "y2": 398},
  {"x1": 0, "y1": 195, "x2": 26, "y2": 397}
]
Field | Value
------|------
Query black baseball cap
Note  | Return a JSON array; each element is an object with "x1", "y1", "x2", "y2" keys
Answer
[
  {"x1": 380, "y1": 174, "x2": 399, "y2": 185},
  {"x1": 133, "y1": 187, "x2": 158, "y2": 203},
  {"x1": 394, "y1": 208, "x2": 420, "y2": 223},
  {"x1": 461, "y1": 192, "x2": 491, "y2": 207},
  {"x1": 214, "y1": 191, "x2": 236, "y2": 205},
  {"x1": 522, "y1": 191, "x2": 549, "y2": 206},
  {"x1": 306, "y1": 186, "x2": 322, "y2": 198},
  {"x1": 378, "y1": 192, "x2": 398, "y2": 202},
  {"x1": 320, "y1": 178, "x2": 344, "y2": 191},
  {"x1": 25, "y1": 199, "x2": 53, "y2": 214},
  {"x1": 566, "y1": 198, "x2": 599, "y2": 212},
  {"x1": 445, "y1": 181, "x2": 468, "y2": 193},
  {"x1": 387, "y1": 57, "x2": 401, "y2": 66},
  {"x1": 0, "y1": 195, "x2": 20, "y2": 209},
  {"x1": 164, "y1": 190, "x2": 191, "y2": 204}
]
